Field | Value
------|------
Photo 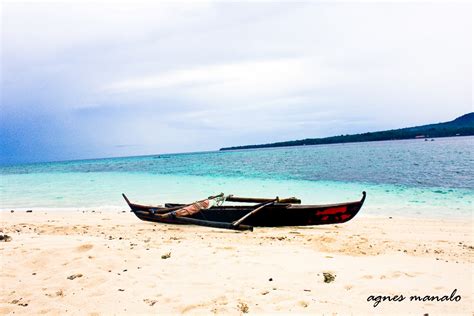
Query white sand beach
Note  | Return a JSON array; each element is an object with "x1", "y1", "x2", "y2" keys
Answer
[{"x1": 0, "y1": 210, "x2": 472, "y2": 315}]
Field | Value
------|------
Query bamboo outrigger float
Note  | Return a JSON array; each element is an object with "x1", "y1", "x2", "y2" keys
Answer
[{"x1": 122, "y1": 192, "x2": 366, "y2": 231}]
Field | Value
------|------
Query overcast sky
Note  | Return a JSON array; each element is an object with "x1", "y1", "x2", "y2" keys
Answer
[{"x1": 1, "y1": 1, "x2": 472, "y2": 164}]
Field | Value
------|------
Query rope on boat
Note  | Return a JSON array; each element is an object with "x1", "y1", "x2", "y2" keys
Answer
[{"x1": 215, "y1": 193, "x2": 226, "y2": 206}]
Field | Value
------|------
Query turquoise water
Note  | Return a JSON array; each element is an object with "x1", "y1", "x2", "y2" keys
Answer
[{"x1": 1, "y1": 137, "x2": 473, "y2": 218}]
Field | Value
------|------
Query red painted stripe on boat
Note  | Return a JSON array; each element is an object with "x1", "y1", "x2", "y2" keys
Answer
[{"x1": 316, "y1": 206, "x2": 347, "y2": 216}]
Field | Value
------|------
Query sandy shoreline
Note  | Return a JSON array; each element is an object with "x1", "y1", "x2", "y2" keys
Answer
[{"x1": 1, "y1": 210, "x2": 472, "y2": 315}]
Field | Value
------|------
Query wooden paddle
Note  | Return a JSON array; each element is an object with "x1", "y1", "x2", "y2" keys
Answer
[{"x1": 232, "y1": 198, "x2": 278, "y2": 227}]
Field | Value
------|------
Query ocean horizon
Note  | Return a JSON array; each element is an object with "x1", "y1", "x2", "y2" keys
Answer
[{"x1": 1, "y1": 133, "x2": 472, "y2": 167}]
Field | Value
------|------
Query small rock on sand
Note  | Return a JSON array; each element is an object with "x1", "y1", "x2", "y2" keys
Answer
[
  {"x1": 67, "y1": 273, "x2": 83, "y2": 280},
  {"x1": 0, "y1": 234, "x2": 12, "y2": 242},
  {"x1": 237, "y1": 302, "x2": 249, "y2": 313},
  {"x1": 11, "y1": 298, "x2": 28, "y2": 307},
  {"x1": 143, "y1": 298, "x2": 157, "y2": 306},
  {"x1": 323, "y1": 272, "x2": 336, "y2": 283}
]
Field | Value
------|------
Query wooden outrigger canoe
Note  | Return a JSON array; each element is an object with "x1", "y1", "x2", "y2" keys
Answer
[{"x1": 122, "y1": 192, "x2": 366, "y2": 231}]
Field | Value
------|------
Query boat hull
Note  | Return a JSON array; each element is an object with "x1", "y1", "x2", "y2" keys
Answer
[{"x1": 125, "y1": 192, "x2": 366, "y2": 227}]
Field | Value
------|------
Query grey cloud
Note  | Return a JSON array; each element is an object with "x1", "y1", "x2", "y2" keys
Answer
[{"x1": 1, "y1": 1, "x2": 471, "y2": 163}]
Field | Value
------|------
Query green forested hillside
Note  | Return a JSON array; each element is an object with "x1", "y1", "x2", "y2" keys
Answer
[{"x1": 220, "y1": 113, "x2": 474, "y2": 151}]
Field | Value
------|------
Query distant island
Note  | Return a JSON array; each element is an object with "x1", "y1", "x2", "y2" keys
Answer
[{"x1": 220, "y1": 112, "x2": 474, "y2": 151}]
